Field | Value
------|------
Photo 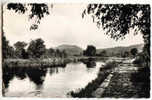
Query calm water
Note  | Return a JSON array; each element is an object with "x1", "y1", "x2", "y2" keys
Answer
[{"x1": 3, "y1": 61, "x2": 104, "y2": 97}]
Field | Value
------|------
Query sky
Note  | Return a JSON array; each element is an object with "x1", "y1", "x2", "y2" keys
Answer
[{"x1": 3, "y1": 3, "x2": 144, "y2": 49}]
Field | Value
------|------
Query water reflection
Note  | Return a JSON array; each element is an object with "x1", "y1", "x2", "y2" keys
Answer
[
  {"x1": 26, "y1": 68, "x2": 47, "y2": 86},
  {"x1": 3, "y1": 67, "x2": 14, "y2": 89},
  {"x1": 3, "y1": 61, "x2": 104, "y2": 97},
  {"x1": 86, "y1": 61, "x2": 96, "y2": 68},
  {"x1": 81, "y1": 58, "x2": 96, "y2": 68},
  {"x1": 3, "y1": 66, "x2": 65, "y2": 90}
]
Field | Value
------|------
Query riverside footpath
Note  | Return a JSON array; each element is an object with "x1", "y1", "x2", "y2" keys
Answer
[{"x1": 92, "y1": 59, "x2": 149, "y2": 98}]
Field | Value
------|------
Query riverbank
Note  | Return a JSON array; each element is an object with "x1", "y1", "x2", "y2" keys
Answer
[
  {"x1": 68, "y1": 61, "x2": 118, "y2": 97},
  {"x1": 3, "y1": 56, "x2": 109, "y2": 68},
  {"x1": 3, "y1": 59, "x2": 106, "y2": 97},
  {"x1": 102, "y1": 66, "x2": 150, "y2": 98},
  {"x1": 68, "y1": 58, "x2": 150, "y2": 98}
]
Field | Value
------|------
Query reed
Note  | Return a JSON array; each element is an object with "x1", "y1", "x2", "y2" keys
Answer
[
  {"x1": 3, "y1": 57, "x2": 108, "y2": 68},
  {"x1": 3, "y1": 58, "x2": 67, "y2": 68}
]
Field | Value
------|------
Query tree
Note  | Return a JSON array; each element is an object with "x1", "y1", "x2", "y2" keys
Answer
[
  {"x1": 84, "y1": 45, "x2": 96, "y2": 56},
  {"x1": 2, "y1": 35, "x2": 15, "y2": 58},
  {"x1": 48, "y1": 48, "x2": 55, "y2": 57},
  {"x1": 55, "y1": 49, "x2": 61, "y2": 57},
  {"x1": 130, "y1": 48, "x2": 138, "y2": 57},
  {"x1": 6, "y1": 3, "x2": 51, "y2": 30},
  {"x1": 62, "y1": 50, "x2": 67, "y2": 58},
  {"x1": 83, "y1": 4, "x2": 150, "y2": 66},
  {"x1": 14, "y1": 41, "x2": 27, "y2": 50},
  {"x1": 21, "y1": 49, "x2": 29, "y2": 59},
  {"x1": 83, "y1": 50, "x2": 87, "y2": 56},
  {"x1": 123, "y1": 51, "x2": 130, "y2": 58},
  {"x1": 27, "y1": 38, "x2": 46, "y2": 58},
  {"x1": 100, "y1": 50, "x2": 107, "y2": 57},
  {"x1": 14, "y1": 41, "x2": 27, "y2": 58}
]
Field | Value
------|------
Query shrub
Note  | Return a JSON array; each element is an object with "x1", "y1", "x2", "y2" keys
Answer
[
  {"x1": 133, "y1": 52, "x2": 147, "y2": 67},
  {"x1": 130, "y1": 67, "x2": 150, "y2": 98},
  {"x1": 101, "y1": 61, "x2": 118, "y2": 70}
]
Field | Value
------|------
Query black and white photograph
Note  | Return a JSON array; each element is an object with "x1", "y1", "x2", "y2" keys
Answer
[{"x1": 1, "y1": 1, "x2": 151, "y2": 98}]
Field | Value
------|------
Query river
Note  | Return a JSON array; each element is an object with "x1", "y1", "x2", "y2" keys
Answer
[{"x1": 3, "y1": 61, "x2": 104, "y2": 97}]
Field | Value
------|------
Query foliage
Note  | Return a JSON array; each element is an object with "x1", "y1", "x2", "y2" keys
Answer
[
  {"x1": 61, "y1": 50, "x2": 67, "y2": 58},
  {"x1": 130, "y1": 67, "x2": 150, "y2": 97},
  {"x1": 97, "y1": 50, "x2": 107, "y2": 57},
  {"x1": 14, "y1": 41, "x2": 27, "y2": 58},
  {"x1": 83, "y1": 4, "x2": 150, "y2": 40},
  {"x1": 7, "y1": 3, "x2": 50, "y2": 30},
  {"x1": 2, "y1": 35, "x2": 15, "y2": 58},
  {"x1": 84, "y1": 45, "x2": 96, "y2": 56},
  {"x1": 14, "y1": 41, "x2": 27, "y2": 50},
  {"x1": 101, "y1": 61, "x2": 118, "y2": 71},
  {"x1": 55, "y1": 49, "x2": 60, "y2": 57},
  {"x1": 130, "y1": 48, "x2": 138, "y2": 57},
  {"x1": 27, "y1": 38, "x2": 46, "y2": 58},
  {"x1": 21, "y1": 49, "x2": 29, "y2": 59},
  {"x1": 7, "y1": 3, "x2": 27, "y2": 13},
  {"x1": 7, "y1": 3, "x2": 49, "y2": 21},
  {"x1": 43, "y1": 48, "x2": 55, "y2": 58},
  {"x1": 83, "y1": 4, "x2": 150, "y2": 66},
  {"x1": 133, "y1": 52, "x2": 147, "y2": 67},
  {"x1": 2, "y1": 37, "x2": 68, "y2": 59},
  {"x1": 123, "y1": 51, "x2": 130, "y2": 58},
  {"x1": 43, "y1": 48, "x2": 67, "y2": 58}
]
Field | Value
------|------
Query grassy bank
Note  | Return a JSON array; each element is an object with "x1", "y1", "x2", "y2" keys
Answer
[
  {"x1": 3, "y1": 58, "x2": 67, "y2": 68},
  {"x1": 3, "y1": 56, "x2": 108, "y2": 68},
  {"x1": 101, "y1": 61, "x2": 150, "y2": 98},
  {"x1": 102, "y1": 68, "x2": 150, "y2": 98},
  {"x1": 102, "y1": 72, "x2": 138, "y2": 98},
  {"x1": 68, "y1": 61, "x2": 118, "y2": 98}
]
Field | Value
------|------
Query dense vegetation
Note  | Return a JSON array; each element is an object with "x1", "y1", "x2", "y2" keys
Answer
[
  {"x1": 3, "y1": 35, "x2": 141, "y2": 60},
  {"x1": 83, "y1": 4, "x2": 150, "y2": 68},
  {"x1": 83, "y1": 45, "x2": 96, "y2": 56},
  {"x1": 2, "y1": 36, "x2": 67, "y2": 59}
]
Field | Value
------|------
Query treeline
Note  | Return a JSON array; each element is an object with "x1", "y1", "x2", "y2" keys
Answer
[
  {"x1": 83, "y1": 45, "x2": 139, "y2": 58},
  {"x1": 2, "y1": 35, "x2": 67, "y2": 59},
  {"x1": 3, "y1": 35, "x2": 139, "y2": 59},
  {"x1": 97, "y1": 48, "x2": 138, "y2": 58}
]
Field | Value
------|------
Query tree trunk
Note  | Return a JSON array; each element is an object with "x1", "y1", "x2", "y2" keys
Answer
[{"x1": 143, "y1": 32, "x2": 150, "y2": 67}]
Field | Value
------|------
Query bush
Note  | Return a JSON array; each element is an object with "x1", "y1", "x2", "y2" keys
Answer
[
  {"x1": 101, "y1": 61, "x2": 118, "y2": 70},
  {"x1": 133, "y1": 53, "x2": 147, "y2": 67},
  {"x1": 130, "y1": 67, "x2": 150, "y2": 98}
]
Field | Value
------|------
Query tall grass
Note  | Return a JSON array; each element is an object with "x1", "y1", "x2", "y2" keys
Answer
[
  {"x1": 3, "y1": 57, "x2": 108, "y2": 68},
  {"x1": 3, "y1": 58, "x2": 67, "y2": 68}
]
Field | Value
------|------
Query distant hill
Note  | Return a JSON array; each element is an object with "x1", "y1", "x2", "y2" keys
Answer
[
  {"x1": 97, "y1": 44, "x2": 144, "y2": 55},
  {"x1": 56, "y1": 44, "x2": 144, "y2": 56},
  {"x1": 56, "y1": 44, "x2": 83, "y2": 56}
]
